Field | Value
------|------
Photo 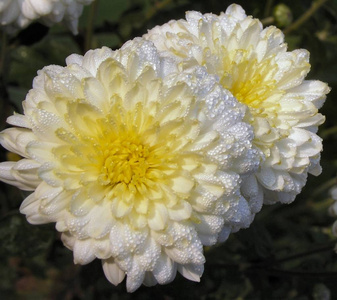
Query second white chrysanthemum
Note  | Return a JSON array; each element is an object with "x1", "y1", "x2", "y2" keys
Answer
[
  {"x1": 0, "y1": 38, "x2": 259, "y2": 291},
  {"x1": 145, "y1": 4, "x2": 330, "y2": 205},
  {"x1": 0, "y1": 0, "x2": 94, "y2": 34}
]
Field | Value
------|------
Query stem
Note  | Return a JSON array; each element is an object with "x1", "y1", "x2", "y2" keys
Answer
[
  {"x1": 311, "y1": 177, "x2": 337, "y2": 198},
  {"x1": 0, "y1": 31, "x2": 7, "y2": 79},
  {"x1": 261, "y1": 16, "x2": 274, "y2": 26},
  {"x1": 211, "y1": 241, "x2": 336, "y2": 270},
  {"x1": 145, "y1": 0, "x2": 173, "y2": 20},
  {"x1": 320, "y1": 125, "x2": 337, "y2": 139},
  {"x1": 283, "y1": 0, "x2": 329, "y2": 35},
  {"x1": 264, "y1": 0, "x2": 274, "y2": 18},
  {"x1": 252, "y1": 267, "x2": 337, "y2": 278},
  {"x1": 84, "y1": 0, "x2": 99, "y2": 52},
  {"x1": 0, "y1": 31, "x2": 9, "y2": 119},
  {"x1": 269, "y1": 241, "x2": 336, "y2": 265}
]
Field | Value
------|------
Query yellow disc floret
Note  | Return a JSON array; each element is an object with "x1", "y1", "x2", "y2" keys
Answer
[
  {"x1": 219, "y1": 49, "x2": 281, "y2": 114},
  {"x1": 101, "y1": 138, "x2": 151, "y2": 186}
]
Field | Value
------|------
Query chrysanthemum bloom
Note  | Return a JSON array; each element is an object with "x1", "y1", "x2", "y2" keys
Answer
[
  {"x1": 0, "y1": 0, "x2": 94, "y2": 34},
  {"x1": 145, "y1": 4, "x2": 330, "y2": 205},
  {"x1": 0, "y1": 38, "x2": 259, "y2": 291}
]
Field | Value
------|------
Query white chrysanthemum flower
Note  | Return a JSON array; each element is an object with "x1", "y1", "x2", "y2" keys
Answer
[
  {"x1": 0, "y1": 0, "x2": 94, "y2": 34},
  {"x1": 0, "y1": 38, "x2": 259, "y2": 291},
  {"x1": 145, "y1": 4, "x2": 330, "y2": 205}
]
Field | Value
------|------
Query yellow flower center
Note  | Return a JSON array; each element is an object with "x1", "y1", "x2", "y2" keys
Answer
[
  {"x1": 229, "y1": 71, "x2": 276, "y2": 107},
  {"x1": 106, "y1": 141, "x2": 147, "y2": 183},
  {"x1": 218, "y1": 49, "x2": 279, "y2": 110},
  {"x1": 101, "y1": 138, "x2": 151, "y2": 186}
]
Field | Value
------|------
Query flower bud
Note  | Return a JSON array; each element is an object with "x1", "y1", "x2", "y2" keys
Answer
[{"x1": 273, "y1": 4, "x2": 293, "y2": 28}]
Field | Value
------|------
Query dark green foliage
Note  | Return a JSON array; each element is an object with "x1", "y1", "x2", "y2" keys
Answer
[{"x1": 1, "y1": 0, "x2": 337, "y2": 299}]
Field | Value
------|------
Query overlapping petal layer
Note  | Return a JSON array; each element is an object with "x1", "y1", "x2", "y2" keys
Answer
[
  {"x1": 0, "y1": 38, "x2": 259, "y2": 291},
  {"x1": 0, "y1": 0, "x2": 94, "y2": 34},
  {"x1": 145, "y1": 4, "x2": 330, "y2": 205}
]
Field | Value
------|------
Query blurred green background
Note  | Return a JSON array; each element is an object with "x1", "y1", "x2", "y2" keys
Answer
[{"x1": 1, "y1": 0, "x2": 337, "y2": 299}]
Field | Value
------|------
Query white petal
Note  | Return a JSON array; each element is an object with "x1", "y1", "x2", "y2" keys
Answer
[
  {"x1": 143, "y1": 272, "x2": 157, "y2": 287},
  {"x1": 61, "y1": 231, "x2": 76, "y2": 249},
  {"x1": 0, "y1": 161, "x2": 38, "y2": 191},
  {"x1": 73, "y1": 239, "x2": 96, "y2": 265},
  {"x1": 7, "y1": 113, "x2": 31, "y2": 128},
  {"x1": 126, "y1": 263, "x2": 145, "y2": 293},
  {"x1": 12, "y1": 159, "x2": 41, "y2": 188},
  {"x1": 83, "y1": 77, "x2": 109, "y2": 112},
  {"x1": 177, "y1": 264, "x2": 203, "y2": 282},
  {"x1": 168, "y1": 201, "x2": 192, "y2": 221},
  {"x1": 20, "y1": 192, "x2": 50, "y2": 224},
  {"x1": 217, "y1": 226, "x2": 231, "y2": 242},
  {"x1": 153, "y1": 253, "x2": 177, "y2": 284},
  {"x1": 0, "y1": 128, "x2": 36, "y2": 157},
  {"x1": 81, "y1": 47, "x2": 114, "y2": 76},
  {"x1": 148, "y1": 203, "x2": 168, "y2": 231},
  {"x1": 102, "y1": 258, "x2": 126, "y2": 286}
]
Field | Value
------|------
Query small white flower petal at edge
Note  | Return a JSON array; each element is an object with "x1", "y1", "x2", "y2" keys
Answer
[
  {"x1": 0, "y1": 0, "x2": 94, "y2": 34},
  {"x1": 0, "y1": 38, "x2": 260, "y2": 291},
  {"x1": 144, "y1": 3, "x2": 330, "y2": 206}
]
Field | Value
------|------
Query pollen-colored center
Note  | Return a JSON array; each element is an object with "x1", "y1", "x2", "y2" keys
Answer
[
  {"x1": 100, "y1": 138, "x2": 153, "y2": 187},
  {"x1": 229, "y1": 72, "x2": 276, "y2": 107},
  {"x1": 219, "y1": 49, "x2": 279, "y2": 110}
]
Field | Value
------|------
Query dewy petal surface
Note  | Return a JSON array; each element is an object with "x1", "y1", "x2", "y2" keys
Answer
[
  {"x1": 0, "y1": 38, "x2": 259, "y2": 291},
  {"x1": 145, "y1": 4, "x2": 330, "y2": 205},
  {"x1": 0, "y1": 0, "x2": 94, "y2": 34}
]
